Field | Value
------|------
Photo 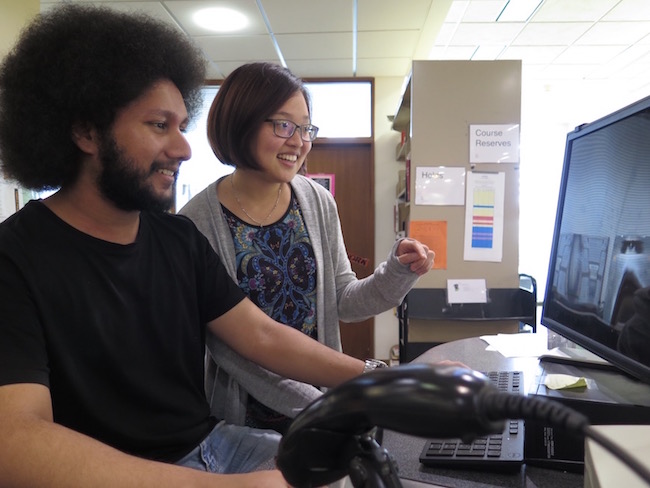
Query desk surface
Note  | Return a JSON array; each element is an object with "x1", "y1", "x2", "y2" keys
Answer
[{"x1": 384, "y1": 335, "x2": 584, "y2": 488}]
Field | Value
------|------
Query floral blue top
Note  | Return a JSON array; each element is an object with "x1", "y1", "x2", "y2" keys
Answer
[{"x1": 223, "y1": 191, "x2": 318, "y2": 432}]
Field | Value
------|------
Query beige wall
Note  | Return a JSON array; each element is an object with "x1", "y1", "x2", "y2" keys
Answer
[
  {"x1": 1, "y1": 0, "x2": 39, "y2": 58},
  {"x1": 373, "y1": 76, "x2": 407, "y2": 359}
]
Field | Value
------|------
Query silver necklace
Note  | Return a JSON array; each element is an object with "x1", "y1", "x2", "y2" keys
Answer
[{"x1": 230, "y1": 173, "x2": 282, "y2": 227}]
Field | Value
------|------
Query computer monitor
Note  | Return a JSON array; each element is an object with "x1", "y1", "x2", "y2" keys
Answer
[{"x1": 541, "y1": 94, "x2": 650, "y2": 385}]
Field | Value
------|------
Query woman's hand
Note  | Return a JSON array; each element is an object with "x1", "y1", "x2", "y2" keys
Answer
[{"x1": 396, "y1": 238, "x2": 435, "y2": 276}]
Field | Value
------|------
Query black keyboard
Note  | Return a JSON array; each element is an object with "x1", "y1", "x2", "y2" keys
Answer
[{"x1": 418, "y1": 370, "x2": 525, "y2": 471}]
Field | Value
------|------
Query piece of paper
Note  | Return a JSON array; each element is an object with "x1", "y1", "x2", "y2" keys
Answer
[
  {"x1": 543, "y1": 374, "x2": 588, "y2": 390},
  {"x1": 409, "y1": 220, "x2": 447, "y2": 269},
  {"x1": 480, "y1": 333, "x2": 550, "y2": 358},
  {"x1": 469, "y1": 124, "x2": 520, "y2": 163},
  {"x1": 463, "y1": 171, "x2": 505, "y2": 262},
  {"x1": 414, "y1": 166, "x2": 465, "y2": 205},
  {"x1": 447, "y1": 279, "x2": 487, "y2": 304}
]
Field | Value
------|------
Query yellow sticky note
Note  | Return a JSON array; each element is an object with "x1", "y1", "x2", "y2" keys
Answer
[{"x1": 543, "y1": 374, "x2": 588, "y2": 390}]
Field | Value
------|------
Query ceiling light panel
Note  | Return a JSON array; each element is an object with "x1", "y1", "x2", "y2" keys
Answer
[
  {"x1": 166, "y1": 0, "x2": 266, "y2": 36},
  {"x1": 192, "y1": 7, "x2": 247, "y2": 32}
]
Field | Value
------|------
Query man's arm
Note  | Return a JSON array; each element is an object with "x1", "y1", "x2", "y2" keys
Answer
[
  {"x1": 208, "y1": 298, "x2": 365, "y2": 387},
  {"x1": 0, "y1": 383, "x2": 286, "y2": 488}
]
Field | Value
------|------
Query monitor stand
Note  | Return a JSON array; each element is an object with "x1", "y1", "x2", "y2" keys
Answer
[{"x1": 538, "y1": 347, "x2": 622, "y2": 373}]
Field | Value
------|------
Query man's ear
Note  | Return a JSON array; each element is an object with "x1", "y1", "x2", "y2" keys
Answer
[{"x1": 71, "y1": 122, "x2": 99, "y2": 155}]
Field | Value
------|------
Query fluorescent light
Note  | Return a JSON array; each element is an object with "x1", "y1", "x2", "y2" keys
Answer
[{"x1": 193, "y1": 7, "x2": 248, "y2": 32}]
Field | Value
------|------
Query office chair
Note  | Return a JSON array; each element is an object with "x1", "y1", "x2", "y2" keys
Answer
[{"x1": 519, "y1": 273, "x2": 537, "y2": 333}]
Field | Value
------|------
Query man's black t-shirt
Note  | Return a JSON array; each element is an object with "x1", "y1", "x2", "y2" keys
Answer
[{"x1": 0, "y1": 200, "x2": 245, "y2": 462}]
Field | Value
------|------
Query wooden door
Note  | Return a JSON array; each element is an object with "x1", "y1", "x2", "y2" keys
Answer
[{"x1": 305, "y1": 140, "x2": 375, "y2": 360}]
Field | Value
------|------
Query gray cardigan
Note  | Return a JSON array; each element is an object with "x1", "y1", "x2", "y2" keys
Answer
[{"x1": 180, "y1": 174, "x2": 419, "y2": 424}]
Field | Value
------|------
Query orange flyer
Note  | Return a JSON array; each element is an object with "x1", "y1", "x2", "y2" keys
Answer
[{"x1": 408, "y1": 220, "x2": 447, "y2": 269}]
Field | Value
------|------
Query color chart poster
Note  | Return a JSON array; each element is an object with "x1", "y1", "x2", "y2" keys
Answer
[{"x1": 463, "y1": 171, "x2": 505, "y2": 262}]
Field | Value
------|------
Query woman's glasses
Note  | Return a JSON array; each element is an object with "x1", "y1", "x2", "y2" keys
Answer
[{"x1": 266, "y1": 119, "x2": 319, "y2": 142}]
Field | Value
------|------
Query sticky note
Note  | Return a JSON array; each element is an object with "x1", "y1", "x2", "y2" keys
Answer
[{"x1": 543, "y1": 374, "x2": 588, "y2": 390}]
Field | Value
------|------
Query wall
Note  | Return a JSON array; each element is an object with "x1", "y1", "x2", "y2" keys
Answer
[
  {"x1": 1, "y1": 0, "x2": 39, "y2": 57},
  {"x1": 373, "y1": 76, "x2": 406, "y2": 359},
  {"x1": 1, "y1": 0, "x2": 39, "y2": 219}
]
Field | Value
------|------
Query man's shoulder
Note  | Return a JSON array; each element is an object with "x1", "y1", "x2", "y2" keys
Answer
[
  {"x1": 144, "y1": 210, "x2": 197, "y2": 229},
  {"x1": 0, "y1": 200, "x2": 46, "y2": 236},
  {"x1": 141, "y1": 211, "x2": 208, "y2": 248}
]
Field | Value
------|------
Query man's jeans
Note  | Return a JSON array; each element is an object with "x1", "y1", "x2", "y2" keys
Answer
[{"x1": 175, "y1": 421, "x2": 280, "y2": 473}]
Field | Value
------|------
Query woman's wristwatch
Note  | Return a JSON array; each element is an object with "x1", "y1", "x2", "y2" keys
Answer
[{"x1": 363, "y1": 358, "x2": 389, "y2": 373}]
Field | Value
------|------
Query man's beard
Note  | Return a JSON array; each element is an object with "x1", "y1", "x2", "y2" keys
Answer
[{"x1": 97, "y1": 136, "x2": 176, "y2": 213}]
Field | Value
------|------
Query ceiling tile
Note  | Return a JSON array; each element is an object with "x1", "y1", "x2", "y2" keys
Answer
[
  {"x1": 554, "y1": 44, "x2": 627, "y2": 64},
  {"x1": 472, "y1": 44, "x2": 507, "y2": 59},
  {"x1": 443, "y1": 1, "x2": 470, "y2": 23},
  {"x1": 434, "y1": 22, "x2": 461, "y2": 45},
  {"x1": 501, "y1": 45, "x2": 566, "y2": 64},
  {"x1": 534, "y1": 62, "x2": 601, "y2": 81},
  {"x1": 205, "y1": 59, "x2": 283, "y2": 80},
  {"x1": 262, "y1": 0, "x2": 352, "y2": 33},
  {"x1": 275, "y1": 32, "x2": 353, "y2": 60},
  {"x1": 447, "y1": 21, "x2": 525, "y2": 45},
  {"x1": 286, "y1": 59, "x2": 354, "y2": 78},
  {"x1": 356, "y1": 57, "x2": 412, "y2": 77},
  {"x1": 358, "y1": 0, "x2": 434, "y2": 30},
  {"x1": 604, "y1": 0, "x2": 650, "y2": 21},
  {"x1": 429, "y1": 44, "x2": 479, "y2": 58},
  {"x1": 575, "y1": 21, "x2": 650, "y2": 45},
  {"x1": 194, "y1": 34, "x2": 280, "y2": 62},
  {"x1": 532, "y1": 0, "x2": 621, "y2": 22},
  {"x1": 513, "y1": 22, "x2": 592, "y2": 46},
  {"x1": 357, "y1": 30, "x2": 421, "y2": 58},
  {"x1": 460, "y1": 0, "x2": 507, "y2": 22}
]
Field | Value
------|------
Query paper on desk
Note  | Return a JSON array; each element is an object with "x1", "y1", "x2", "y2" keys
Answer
[
  {"x1": 544, "y1": 374, "x2": 588, "y2": 390},
  {"x1": 480, "y1": 333, "x2": 550, "y2": 358}
]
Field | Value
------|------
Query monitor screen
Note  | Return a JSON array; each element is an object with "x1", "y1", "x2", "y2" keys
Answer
[{"x1": 541, "y1": 94, "x2": 650, "y2": 385}]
